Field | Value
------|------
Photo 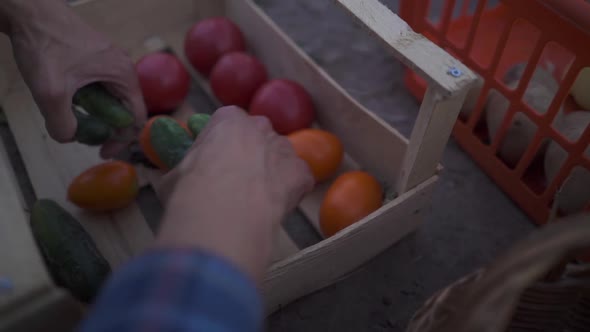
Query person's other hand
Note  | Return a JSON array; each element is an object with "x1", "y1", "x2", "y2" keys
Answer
[
  {"x1": 7, "y1": 0, "x2": 146, "y2": 158},
  {"x1": 156, "y1": 106, "x2": 314, "y2": 282}
]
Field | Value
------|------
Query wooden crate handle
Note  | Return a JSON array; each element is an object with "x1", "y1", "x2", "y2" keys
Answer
[
  {"x1": 397, "y1": 86, "x2": 468, "y2": 193},
  {"x1": 333, "y1": 0, "x2": 476, "y2": 193},
  {"x1": 334, "y1": 0, "x2": 476, "y2": 98}
]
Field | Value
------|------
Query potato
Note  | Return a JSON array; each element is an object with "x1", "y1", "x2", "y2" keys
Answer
[
  {"x1": 571, "y1": 67, "x2": 590, "y2": 111},
  {"x1": 545, "y1": 111, "x2": 590, "y2": 215},
  {"x1": 486, "y1": 64, "x2": 563, "y2": 167}
]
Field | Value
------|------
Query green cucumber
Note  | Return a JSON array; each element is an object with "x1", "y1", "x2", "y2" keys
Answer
[
  {"x1": 187, "y1": 113, "x2": 211, "y2": 137},
  {"x1": 150, "y1": 117, "x2": 193, "y2": 169},
  {"x1": 73, "y1": 83, "x2": 134, "y2": 129},
  {"x1": 30, "y1": 199, "x2": 111, "y2": 303},
  {"x1": 73, "y1": 109, "x2": 113, "y2": 146}
]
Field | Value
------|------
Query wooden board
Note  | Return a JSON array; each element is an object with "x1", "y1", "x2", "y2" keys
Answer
[
  {"x1": 397, "y1": 86, "x2": 469, "y2": 193},
  {"x1": 272, "y1": 229, "x2": 300, "y2": 263},
  {"x1": 0, "y1": 289, "x2": 84, "y2": 332},
  {"x1": 0, "y1": 136, "x2": 52, "y2": 310},
  {"x1": 71, "y1": 0, "x2": 216, "y2": 55},
  {"x1": 0, "y1": 35, "x2": 17, "y2": 103},
  {"x1": 335, "y1": 0, "x2": 477, "y2": 97},
  {"x1": 0, "y1": 129, "x2": 83, "y2": 331},
  {"x1": 263, "y1": 175, "x2": 438, "y2": 313}
]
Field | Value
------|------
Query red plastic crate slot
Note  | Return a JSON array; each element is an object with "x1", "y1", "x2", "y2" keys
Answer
[{"x1": 401, "y1": 0, "x2": 590, "y2": 224}]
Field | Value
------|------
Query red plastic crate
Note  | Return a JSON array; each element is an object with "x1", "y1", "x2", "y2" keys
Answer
[{"x1": 399, "y1": 0, "x2": 590, "y2": 225}]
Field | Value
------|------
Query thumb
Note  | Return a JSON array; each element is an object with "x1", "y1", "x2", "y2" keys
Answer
[
  {"x1": 35, "y1": 84, "x2": 77, "y2": 143},
  {"x1": 45, "y1": 111, "x2": 77, "y2": 143}
]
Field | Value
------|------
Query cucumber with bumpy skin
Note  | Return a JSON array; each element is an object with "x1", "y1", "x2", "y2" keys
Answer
[
  {"x1": 187, "y1": 113, "x2": 211, "y2": 137},
  {"x1": 150, "y1": 117, "x2": 194, "y2": 169},
  {"x1": 73, "y1": 109, "x2": 113, "y2": 146},
  {"x1": 30, "y1": 199, "x2": 111, "y2": 303},
  {"x1": 73, "y1": 83, "x2": 134, "y2": 129}
]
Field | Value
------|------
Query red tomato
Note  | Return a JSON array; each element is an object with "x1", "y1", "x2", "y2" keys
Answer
[
  {"x1": 136, "y1": 52, "x2": 190, "y2": 115},
  {"x1": 209, "y1": 52, "x2": 268, "y2": 109},
  {"x1": 249, "y1": 79, "x2": 316, "y2": 135},
  {"x1": 184, "y1": 17, "x2": 246, "y2": 77}
]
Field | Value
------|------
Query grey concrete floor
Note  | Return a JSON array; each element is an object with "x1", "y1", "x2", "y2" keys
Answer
[{"x1": 254, "y1": 1, "x2": 536, "y2": 331}]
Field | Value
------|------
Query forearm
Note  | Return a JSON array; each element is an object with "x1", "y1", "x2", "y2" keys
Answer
[{"x1": 155, "y1": 188, "x2": 279, "y2": 284}]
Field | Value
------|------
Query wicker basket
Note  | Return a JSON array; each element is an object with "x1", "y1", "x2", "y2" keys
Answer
[{"x1": 406, "y1": 213, "x2": 590, "y2": 332}]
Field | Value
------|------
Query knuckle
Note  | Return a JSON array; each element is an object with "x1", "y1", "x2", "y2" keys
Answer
[
  {"x1": 275, "y1": 136, "x2": 295, "y2": 153},
  {"x1": 38, "y1": 83, "x2": 67, "y2": 105},
  {"x1": 50, "y1": 132, "x2": 70, "y2": 143},
  {"x1": 292, "y1": 156, "x2": 314, "y2": 185},
  {"x1": 44, "y1": 120, "x2": 72, "y2": 143},
  {"x1": 298, "y1": 159, "x2": 314, "y2": 180},
  {"x1": 108, "y1": 46, "x2": 133, "y2": 67},
  {"x1": 253, "y1": 116, "x2": 276, "y2": 133},
  {"x1": 210, "y1": 106, "x2": 245, "y2": 127},
  {"x1": 215, "y1": 105, "x2": 245, "y2": 117},
  {"x1": 176, "y1": 153, "x2": 195, "y2": 174},
  {"x1": 252, "y1": 115, "x2": 272, "y2": 127}
]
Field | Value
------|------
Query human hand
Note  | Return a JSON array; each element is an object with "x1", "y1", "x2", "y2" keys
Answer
[
  {"x1": 155, "y1": 106, "x2": 314, "y2": 282},
  {"x1": 5, "y1": 0, "x2": 146, "y2": 158}
]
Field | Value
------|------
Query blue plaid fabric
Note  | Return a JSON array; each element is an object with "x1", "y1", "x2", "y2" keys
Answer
[{"x1": 77, "y1": 249, "x2": 263, "y2": 332}]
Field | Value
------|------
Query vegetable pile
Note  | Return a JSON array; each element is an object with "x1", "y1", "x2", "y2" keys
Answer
[
  {"x1": 68, "y1": 16, "x2": 386, "y2": 233},
  {"x1": 32, "y1": 16, "x2": 385, "y2": 304}
]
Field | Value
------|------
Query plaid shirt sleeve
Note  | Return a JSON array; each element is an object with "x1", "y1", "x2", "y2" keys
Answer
[{"x1": 77, "y1": 249, "x2": 263, "y2": 332}]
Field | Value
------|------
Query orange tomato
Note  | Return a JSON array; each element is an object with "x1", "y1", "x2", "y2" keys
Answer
[
  {"x1": 139, "y1": 116, "x2": 190, "y2": 170},
  {"x1": 68, "y1": 160, "x2": 139, "y2": 212},
  {"x1": 319, "y1": 171, "x2": 383, "y2": 237},
  {"x1": 287, "y1": 128, "x2": 344, "y2": 183}
]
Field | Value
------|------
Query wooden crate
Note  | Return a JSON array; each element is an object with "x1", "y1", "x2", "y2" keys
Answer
[{"x1": 0, "y1": 0, "x2": 476, "y2": 329}]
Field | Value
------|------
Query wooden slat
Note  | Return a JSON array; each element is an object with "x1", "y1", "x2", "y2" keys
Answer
[
  {"x1": 0, "y1": 136, "x2": 52, "y2": 310},
  {"x1": 263, "y1": 175, "x2": 438, "y2": 314},
  {"x1": 0, "y1": 36, "x2": 19, "y2": 102},
  {"x1": 2, "y1": 82, "x2": 153, "y2": 268},
  {"x1": 335, "y1": 0, "x2": 477, "y2": 97},
  {"x1": 397, "y1": 86, "x2": 468, "y2": 193},
  {"x1": 271, "y1": 228, "x2": 300, "y2": 263},
  {"x1": 70, "y1": 0, "x2": 222, "y2": 55},
  {"x1": 0, "y1": 132, "x2": 27, "y2": 213},
  {"x1": 0, "y1": 289, "x2": 84, "y2": 332}
]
